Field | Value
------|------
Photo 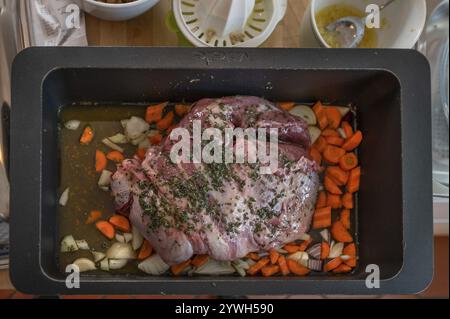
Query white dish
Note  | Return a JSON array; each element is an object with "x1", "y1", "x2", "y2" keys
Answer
[{"x1": 74, "y1": 0, "x2": 160, "y2": 21}]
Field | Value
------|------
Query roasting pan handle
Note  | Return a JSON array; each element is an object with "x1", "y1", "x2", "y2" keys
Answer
[{"x1": 0, "y1": 103, "x2": 9, "y2": 221}]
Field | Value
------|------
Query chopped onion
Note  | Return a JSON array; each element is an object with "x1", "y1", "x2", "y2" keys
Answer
[
  {"x1": 100, "y1": 258, "x2": 109, "y2": 271},
  {"x1": 115, "y1": 233, "x2": 125, "y2": 243},
  {"x1": 131, "y1": 134, "x2": 146, "y2": 146},
  {"x1": 232, "y1": 259, "x2": 250, "y2": 270},
  {"x1": 289, "y1": 105, "x2": 317, "y2": 125},
  {"x1": 138, "y1": 137, "x2": 151, "y2": 149},
  {"x1": 120, "y1": 119, "x2": 128, "y2": 128},
  {"x1": 329, "y1": 242, "x2": 344, "y2": 259},
  {"x1": 108, "y1": 133, "x2": 128, "y2": 144},
  {"x1": 123, "y1": 233, "x2": 133, "y2": 243},
  {"x1": 109, "y1": 259, "x2": 128, "y2": 270},
  {"x1": 337, "y1": 128, "x2": 347, "y2": 139},
  {"x1": 245, "y1": 258, "x2": 256, "y2": 267},
  {"x1": 138, "y1": 254, "x2": 170, "y2": 275},
  {"x1": 64, "y1": 120, "x2": 81, "y2": 130},
  {"x1": 288, "y1": 251, "x2": 309, "y2": 267},
  {"x1": 275, "y1": 248, "x2": 288, "y2": 254},
  {"x1": 340, "y1": 254, "x2": 351, "y2": 261},
  {"x1": 106, "y1": 242, "x2": 136, "y2": 259},
  {"x1": 60, "y1": 235, "x2": 78, "y2": 252},
  {"x1": 298, "y1": 233, "x2": 311, "y2": 241},
  {"x1": 308, "y1": 259, "x2": 323, "y2": 271},
  {"x1": 75, "y1": 239, "x2": 90, "y2": 250},
  {"x1": 72, "y1": 258, "x2": 96, "y2": 272},
  {"x1": 102, "y1": 138, "x2": 124, "y2": 153},
  {"x1": 194, "y1": 259, "x2": 235, "y2": 275},
  {"x1": 59, "y1": 188, "x2": 70, "y2": 206},
  {"x1": 306, "y1": 243, "x2": 322, "y2": 260},
  {"x1": 92, "y1": 251, "x2": 106, "y2": 262},
  {"x1": 131, "y1": 225, "x2": 143, "y2": 250},
  {"x1": 320, "y1": 229, "x2": 330, "y2": 242},
  {"x1": 124, "y1": 116, "x2": 149, "y2": 140},
  {"x1": 98, "y1": 170, "x2": 112, "y2": 187},
  {"x1": 308, "y1": 126, "x2": 321, "y2": 144}
]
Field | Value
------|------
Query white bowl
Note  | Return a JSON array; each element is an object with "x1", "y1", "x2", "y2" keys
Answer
[
  {"x1": 299, "y1": 0, "x2": 427, "y2": 48},
  {"x1": 74, "y1": 0, "x2": 160, "y2": 21}
]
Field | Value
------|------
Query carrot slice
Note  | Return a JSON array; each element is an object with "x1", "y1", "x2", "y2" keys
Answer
[
  {"x1": 106, "y1": 150, "x2": 125, "y2": 163},
  {"x1": 342, "y1": 193, "x2": 353, "y2": 209},
  {"x1": 323, "y1": 145, "x2": 346, "y2": 164},
  {"x1": 312, "y1": 206, "x2": 332, "y2": 229},
  {"x1": 109, "y1": 215, "x2": 131, "y2": 232},
  {"x1": 247, "y1": 257, "x2": 270, "y2": 275},
  {"x1": 145, "y1": 102, "x2": 167, "y2": 124},
  {"x1": 269, "y1": 249, "x2": 279, "y2": 264},
  {"x1": 298, "y1": 238, "x2": 313, "y2": 251},
  {"x1": 95, "y1": 150, "x2": 107, "y2": 173},
  {"x1": 347, "y1": 166, "x2": 361, "y2": 193},
  {"x1": 326, "y1": 194, "x2": 342, "y2": 209},
  {"x1": 85, "y1": 210, "x2": 102, "y2": 224},
  {"x1": 283, "y1": 244, "x2": 300, "y2": 253},
  {"x1": 313, "y1": 136, "x2": 328, "y2": 153},
  {"x1": 136, "y1": 148, "x2": 147, "y2": 160},
  {"x1": 341, "y1": 121, "x2": 354, "y2": 139},
  {"x1": 326, "y1": 136, "x2": 344, "y2": 146},
  {"x1": 277, "y1": 255, "x2": 290, "y2": 275},
  {"x1": 331, "y1": 220, "x2": 353, "y2": 243},
  {"x1": 80, "y1": 125, "x2": 94, "y2": 145},
  {"x1": 137, "y1": 240, "x2": 153, "y2": 260},
  {"x1": 316, "y1": 191, "x2": 327, "y2": 209},
  {"x1": 261, "y1": 265, "x2": 280, "y2": 277},
  {"x1": 324, "y1": 175, "x2": 343, "y2": 195},
  {"x1": 312, "y1": 101, "x2": 328, "y2": 130},
  {"x1": 278, "y1": 102, "x2": 295, "y2": 111},
  {"x1": 157, "y1": 111, "x2": 174, "y2": 131},
  {"x1": 327, "y1": 166, "x2": 349, "y2": 186},
  {"x1": 321, "y1": 242, "x2": 330, "y2": 260},
  {"x1": 332, "y1": 264, "x2": 352, "y2": 273},
  {"x1": 339, "y1": 152, "x2": 358, "y2": 171},
  {"x1": 175, "y1": 104, "x2": 190, "y2": 117},
  {"x1": 287, "y1": 259, "x2": 310, "y2": 276},
  {"x1": 171, "y1": 259, "x2": 191, "y2": 276},
  {"x1": 343, "y1": 243, "x2": 357, "y2": 267},
  {"x1": 324, "y1": 257, "x2": 343, "y2": 272},
  {"x1": 246, "y1": 252, "x2": 260, "y2": 261},
  {"x1": 309, "y1": 147, "x2": 322, "y2": 165},
  {"x1": 192, "y1": 254, "x2": 209, "y2": 268},
  {"x1": 342, "y1": 130, "x2": 363, "y2": 151},
  {"x1": 321, "y1": 129, "x2": 340, "y2": 137},
  {"x1": 340, "y1": 209, "x2": 351, "y2": 230},
  {"x1": 325, "y1": 107, "x2": 342, "y2": 129},
  {"x1": 95, "y1": 221, "x2": 115, "y2": 240},
  {"x1": 148, "y1": 133, "x2": 163, "y2": 145}
]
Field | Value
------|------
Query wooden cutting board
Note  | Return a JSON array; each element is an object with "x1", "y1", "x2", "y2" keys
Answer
[{"x1": 86, "y1": 0, "x2": 309, "y2": 47}]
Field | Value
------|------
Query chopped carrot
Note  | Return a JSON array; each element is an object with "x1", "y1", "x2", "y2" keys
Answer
[
  {"x1": 261, "y1": 265, "x2": 280, "y2": 277},
  {"x1": 80, "y1": 125, "x2": 94, "y2": 145},
  {"x1": 312, "y1": 206, "x2": 332, "y2": 229},
  {"x1": 192, "y1": 254, "x2": 209, "y2": 268},
  {"x1": 326, "y1": 194, "x2": 342, "y2": 209},
  {"x1": 95, "y1": 150, "x2": 107, "y2": 173},
  {"x1": 283, "y1": 244, "x2": 300, "y2": 254},
  {"x1": 166, "y1": 124, "x2": 177, "y2": 135},
  {"x1": 278, "y1": 102, "x2": 295, "y2": 111},
  {"x1": 136, "y1": 148, "x2": 147, "y2": 160},
  {"x1": 287, "y1": 259, "x2": 310, "y2": 276},
  {"x1": 157, "y1": 111, "x2": 175, "y2": 131},
  {"x1": 347, "y1": 166, "x2": 361, "y2": 193},
  {"x1": 342, "y1": 193, "x2": 353, "y2": 209},
  {"x1": 331, "y1": 220, "x2": 353, "y2": 243},
  {"x1": 298, "y1": 238, "x2": 313, "y2": 251},
  {"x1": 332, "y1": 264, "x2": 352, "y2": 273},
  {"x1": 137, "y1": 240, "x2": 153, "y2": 260},
  {"x1": 312, "y1": 101, "x2": 328, "y2": 130},
  {"x1": 339, "y1": 152, "x2": 358, "y2": 171},
  {"x1": 345, "y1": 257, "x2": 357, "y2": 267},
  {"x1": 148, "y1": 133, "x2": 163, "y2": 145},
  {"x1": 343, "y1": 244, "x2": 357, "y2": 268},
  {"x1": 324, "y1": 257, "x2": 343, "y2": 272},
  {"x1": 106, "y1": 151, "x2": 125, "y2": 163},
  {"x1": 247, "y1": 257, "x2": 270, "y2": 275},
  {"x1": 174, "y1": 104, "x2": 190, "y2": 117},
  {"x1": 321, "y1": 129, "x2": 340, "y2": 137},
  {"x1": 309, "y1": 147, "x2": 322, "y2": 165},
  {"x1": 246, "y1": 252, "x2": 260, "y2": 261},
  {"x1": 95, "y1": 221, "x2": 115, "y2": 240},
  {"x1": 85, "y1": 210, "x2": 102, "y2": 224},
  {"x1": 313, "y1": 136, "x2": 328, "y2": 153},
  {"x1": 327, "y1": 166, "x2": 349, "y2": 186},
  {"x1": 109, "y1": 215, "x2": 131, "y2": 232},
  {"x1": 324, "y1": 175, "x2": 343, "y2": 195},
  {"x1": 269, "y1": 249, "x2": 280, "y2": 264},
  {"x1": 145, "y1": 102, "x2": 167, "y2": 124},
  {"x1": 341, "y1": 121, "x2": 354, "y2": 139},
  {"x1": 277, "y1": 255, "x2": 290, "y2": 275},
  {"x1": 321, "y1": 242, "x2": 330, "y2": 260},
  {"x1": 340, "y1": 209, "x2": 351, "y2": 230},
  {"x1": 171, "y1": 259, "x2": 191, "y2": 276},
  {"x1": 325, "y1": 107, "x2": 342, "y2": 129},
  {"x1": 323, "y1": 145, "x2": 346, "y2": 164},
  {"x1": 342, "y1": 130, "x2": 363, "y2": 151},
  {"x1": 326, "y1": 136, "x2": 344, "y2": 146},
  {"x1": 316, "y1": 191, "x2": 327, "y2": 209}
]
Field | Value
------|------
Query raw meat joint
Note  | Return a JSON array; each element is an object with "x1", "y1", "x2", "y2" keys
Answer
[{"x1": 111, "y1": 96, "x2": 319, "y2": 265}]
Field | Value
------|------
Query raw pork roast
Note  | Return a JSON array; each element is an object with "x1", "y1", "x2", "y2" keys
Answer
[{"x1": 111, "y1": 96, "x2": 319, "y2": 265}]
